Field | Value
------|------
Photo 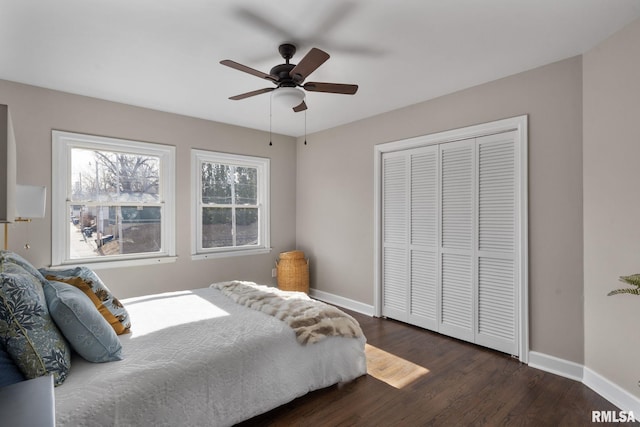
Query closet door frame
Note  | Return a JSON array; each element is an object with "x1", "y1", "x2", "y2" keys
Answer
[{"x1": 373, "y1": 115, "x2": 528, "y2": 363}]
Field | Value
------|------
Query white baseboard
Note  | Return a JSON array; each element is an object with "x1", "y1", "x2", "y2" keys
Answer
[
  {"x1": 529, "y1": 351, "x2": 640, "y2": 415},
  {"x1": 309, "y1": 289, "x2": 640, "y2": 415},
  {"x1": 528, "y1": 351, "x2": 584, "y2": 382},
  {"x1": 309, "y1": 288, "x2": 375, "y2": 316},
  {"x1": 583, "y1": 367, "x2": 640, "y2": 415}
]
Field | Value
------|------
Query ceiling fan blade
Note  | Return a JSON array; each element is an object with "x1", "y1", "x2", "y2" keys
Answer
[
  {"x1": 289, "y1": 48, "x2": 330, "y2": 81},
  {"x1": 234, "y1": 7, "x2": 294, "y2": 41},
  {"x1": 303, "y1": 82, "x2": 358, "y2": 95},
  {"x1": 293, "y1": 100, "x2": 307, "y2": 113},
  {"x1": 220, "y1": 60, "x2": 277, "y2": 82},
  {"x1": 229, "y1": 87, "x2": 274, "y2": 100}
]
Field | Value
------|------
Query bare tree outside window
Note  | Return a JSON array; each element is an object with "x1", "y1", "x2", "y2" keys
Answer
[{"x1": 70, "y1": 148, "x2": 162, "y2": 258}]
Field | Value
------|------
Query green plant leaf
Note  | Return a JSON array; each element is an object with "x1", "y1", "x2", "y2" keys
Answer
[
  {"x1": 619, "y1": 274, "x2": 640, "y2": 288},
  {"x1": 607, "y1": 287, "x2": 640, "y2": 296}
]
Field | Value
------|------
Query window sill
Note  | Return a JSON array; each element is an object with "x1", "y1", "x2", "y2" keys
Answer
[
  {"x1": 191, "y1": 247, "x2": 272, "y2": 261},
  {"x1": 51, "y1": 256, "x2": 178, "y2": 270}
]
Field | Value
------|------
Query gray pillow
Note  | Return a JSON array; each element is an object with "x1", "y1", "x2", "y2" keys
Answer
[{"x1": 44, "y1": 281, "x2": 123, "y2": 363}]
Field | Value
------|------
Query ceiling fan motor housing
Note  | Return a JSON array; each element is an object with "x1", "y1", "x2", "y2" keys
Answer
[
  {"x1": 272, "y1": 43, "x2": 304, "y2": 85},
  {"x1": 269, "y1": 63, "x2": 298, "y2": 86}
]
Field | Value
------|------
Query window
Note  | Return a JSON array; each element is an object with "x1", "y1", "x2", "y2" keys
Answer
[
  {"x1": 52, "y1": 131, "x2": 175, "y2": 267},
  {"x1": 191, "y1": 150, "x2": 270, "y2": 259}
]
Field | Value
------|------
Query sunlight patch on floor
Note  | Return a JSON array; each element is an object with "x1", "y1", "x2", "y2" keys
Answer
[{"x1": 365, "y1": 343, "x2": 430, "y2": 389}]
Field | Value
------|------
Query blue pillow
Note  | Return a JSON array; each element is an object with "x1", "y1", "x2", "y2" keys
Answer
[
  {"x1": 39, "y1": 266, "x2": 131, "y2": 335},
  {"x1": 0, "y1": 343, "x2": 25, "y2": 387},
  {"x1": 44, "y1": 281, "x2": 123, "y2": 363},
  {"x1": 0, "y1": 256, "x2": 71, "y2": 386}
]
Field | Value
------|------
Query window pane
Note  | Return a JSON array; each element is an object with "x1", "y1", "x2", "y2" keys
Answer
[
  {"x1": 119, "y1": 206, "x2": 162, "y2": 254},
  {"x1": 235, "y1": 167, "x2": 257, "y2": 205},
  {"x1": 70, "y1": 205, "x2": 161, "y2": 259},
  {"x1": 236, "y1": 208, "x2": 258, "y2": 246},
  {"x1": 202, "y1": 162, "x2": 231, "y2": 204},
  {"x1": 192, "y1": 149, "x2": 269, "y2": 257},
  {"x1": 202, "y1": 207, "x2": 232, "y2": 248},
  {"x1": 71, "y1": 148, "x2": 159, "y2": 203}
]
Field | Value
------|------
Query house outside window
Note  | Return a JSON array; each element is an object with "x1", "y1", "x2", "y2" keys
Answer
[
  {"x1": 52, "y1": 131, "x2": 176, "y2": 267},
  {"x1": 191, "y1": 149, "x2": 270, "y2": 259}
]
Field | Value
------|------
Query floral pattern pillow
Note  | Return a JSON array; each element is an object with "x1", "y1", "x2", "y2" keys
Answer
[
  {"x1": 0, "y1": 250, "x2": 49, "y2": 287},
  {"x1": 40, "y1": 266, "x2": 131, "y2": 335},
  {"x1": 0, "y1": 254, "x2": 71, "y2": 386}
]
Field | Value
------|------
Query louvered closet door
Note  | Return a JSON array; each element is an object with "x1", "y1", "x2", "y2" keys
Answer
[
  {"x1": 382, "y1": 146, "x2": 439, "y2": 328},
  {"x1": 408, "y1": 146, "x2": 439, "y2": 330},
  {"x1": 381, "y1": 152, "x2": 408, "y2": 321},
  {"x1": 380, "y1": 129, "x2": 521, "y2": 357},
  {"x1": 438, "y1": 140, "x2": 476, "y2": 343},
  {"x1": 475, "y1": 132, "x2": 518, "y2": 355}
]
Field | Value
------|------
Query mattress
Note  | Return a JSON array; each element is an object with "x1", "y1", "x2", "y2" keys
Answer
[{"x1": 54, "y1": 286, "x2": 367, "y2": 426}]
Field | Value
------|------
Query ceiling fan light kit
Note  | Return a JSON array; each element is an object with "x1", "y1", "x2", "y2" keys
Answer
[
  {"x1": 221, "y1": 43, "x2": 358, "y2": 113},
  {"x1": 272, "y1": 87, "x2": 305, "y2": 109}
]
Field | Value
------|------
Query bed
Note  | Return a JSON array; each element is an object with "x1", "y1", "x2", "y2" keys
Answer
[
  {"x1": 0, "y1": 252, "x2": 367, "y2": 426},
  {"x1": 57, "y1": 285, "x2": 366, "y2": 426}
]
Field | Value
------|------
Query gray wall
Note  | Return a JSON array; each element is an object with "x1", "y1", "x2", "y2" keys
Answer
[
  {"x1": 296, "y1": 56, "x2": 585, "y2": 363},
  {"x1": 0, "y1": 79, "x2": 297, "y2": 299},
  {"x1": 583, "y1": 18, "x2": 640, "y2": 398}
]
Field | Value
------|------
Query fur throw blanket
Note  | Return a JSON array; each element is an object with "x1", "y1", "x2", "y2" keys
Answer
[{"x1": 211, "y1": 281, "x2": 364, "y2": 345}]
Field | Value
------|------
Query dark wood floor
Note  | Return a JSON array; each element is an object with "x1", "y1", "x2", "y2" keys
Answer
[{"x1": 237, "y1": 309, "x2": 638, "y2": 427}]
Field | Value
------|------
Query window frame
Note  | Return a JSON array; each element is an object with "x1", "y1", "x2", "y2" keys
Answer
[
  {"x1": 191, "y1": 149, "x2": 270, "y2": 260},
  {"x1": 52, "y1": 130, "x2": 176, "y2": 268}
]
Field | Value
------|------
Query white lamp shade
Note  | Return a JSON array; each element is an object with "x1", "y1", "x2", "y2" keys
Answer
[
  {"x1": 16, "y1": 185, "x2": 46, "y2": 219},
  {"x1": 272, "y1": 87, "x2": 305, "y2": 109}
]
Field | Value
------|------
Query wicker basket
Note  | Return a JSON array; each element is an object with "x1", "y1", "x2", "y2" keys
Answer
[{"x1": 276, "y1": 250, "x2": 309, "y2": 294}]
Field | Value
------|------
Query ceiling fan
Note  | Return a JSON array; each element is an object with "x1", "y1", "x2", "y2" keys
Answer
[{"x1": 220, "y1": 43, "x2": 358, "y2": 112}]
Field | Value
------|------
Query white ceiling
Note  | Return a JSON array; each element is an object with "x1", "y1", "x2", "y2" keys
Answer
[{"x1": 1, "y1": 0, "x2": 639, "y2": 137}]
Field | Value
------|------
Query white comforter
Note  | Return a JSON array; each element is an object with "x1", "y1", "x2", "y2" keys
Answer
[{"x1": 54, "y1": 286, "x2": 367, "y2": 427}]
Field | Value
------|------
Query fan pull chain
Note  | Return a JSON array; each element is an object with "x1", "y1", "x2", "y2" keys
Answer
[
  {"x1": 269, "y1": 94, "x2": 273, "y2": 146},
  {"x1": 304, "y1": 110, "x2": 307, "y2": 145}
]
